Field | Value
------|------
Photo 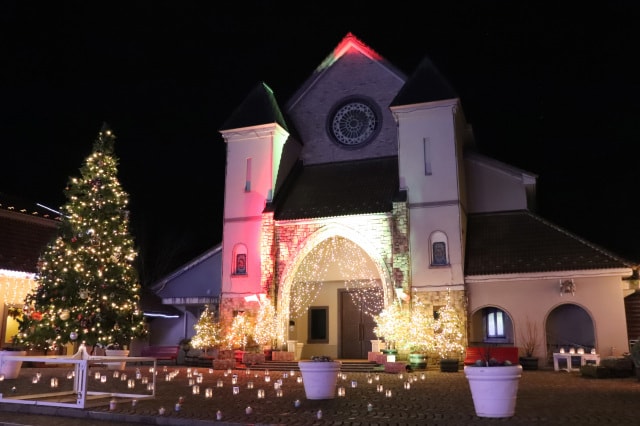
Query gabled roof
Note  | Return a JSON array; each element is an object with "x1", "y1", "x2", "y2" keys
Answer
[
  {"x1": 465, "y1": 210, "x2": 633, "y2": 276},
  {"x1": 219, "y1": 82, "x2": 288, "y2": 132},
  {"x1": 465, "y1": 150, "x2": 538, "y2": 183},
  {"x1": 390, "y1": 56, "x2": 458, "y2": 107},
  {"x1": 151, "y1": 244, "x2": 222, "y2": 304},
  {"x1": 285, "y1": 32, "x2": 407, "y2": 111},
  {"x1": 269, "y1": 156, "x2": 402, "y2": 220},
  {"x1": 0, "y1": 193, "x2": 61, "y2": 273},
  {"x1": 140, "y1": 288, "x2": 182, "y2": 318}
]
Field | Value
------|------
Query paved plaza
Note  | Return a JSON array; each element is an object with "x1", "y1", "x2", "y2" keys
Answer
[{"x1": 1, "y1": 364, "x2": 640, "y2": 425}]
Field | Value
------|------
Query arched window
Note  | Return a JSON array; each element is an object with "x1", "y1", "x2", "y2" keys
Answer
[
  {"x1": 429, "y1": 231, "x2": 449, "y2": 266},
  {"x1": 232, "y1": 244, "x2": 248, "y2": 276}
]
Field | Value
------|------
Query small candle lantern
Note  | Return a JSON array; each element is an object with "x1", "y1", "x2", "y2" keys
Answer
[
  {"x1": 205, "y1": 387, "x2": 213, "y2": 398},
  {"x1": 257, "y1": 389, "x2": 265, "y2": 399}
]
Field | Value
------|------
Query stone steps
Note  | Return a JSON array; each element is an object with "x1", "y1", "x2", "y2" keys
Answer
[{"x1": 243, "y1": 360, "x2": 381, "y2": 373}]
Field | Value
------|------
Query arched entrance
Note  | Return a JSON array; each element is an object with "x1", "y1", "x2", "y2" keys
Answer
[
  {"x1": 545, "y1": 303, "x2": 595, "y2": 362},
  {"x1": 278, "y1": 231, "x2": 393, "y2": 360}
]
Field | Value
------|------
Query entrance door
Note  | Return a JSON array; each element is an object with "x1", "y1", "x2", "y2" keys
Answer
[{"x1": 340, "y1": 290, "x2": 380, "y2": 359}]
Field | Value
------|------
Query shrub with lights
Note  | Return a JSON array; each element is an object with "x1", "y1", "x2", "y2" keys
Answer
[
  {"x1": 432, "y1": 290, "x2": 466, "y2": 360},
  {"x1": 190, "y1": 305, "x2": 223, "y2": 355},
  {"x1": 373, "y1": 296, "x2": 434, "y2": 355},
  {"x1": 251, "y1": 297, "x2": 281, "y2": 350},
  {"x1": 225, "y1": 312, "x2": 255, "y2": 351},
  {"x1": 15, "y1": 124, "x2": 147, "y2": 352}
]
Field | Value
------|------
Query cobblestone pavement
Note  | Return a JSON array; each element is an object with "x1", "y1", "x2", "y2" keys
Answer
[{"x1": 1, "y1": 365, "x2": 640, "y2": 425}]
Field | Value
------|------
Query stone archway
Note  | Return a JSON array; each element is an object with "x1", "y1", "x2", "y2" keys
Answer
[{"x1": 277, "y1": 225, "x2": 393, "y2": 359}]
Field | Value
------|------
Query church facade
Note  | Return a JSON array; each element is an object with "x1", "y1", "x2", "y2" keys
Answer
[{"x1": 217, "y1": 33, "x2": 634, "y2": 364}]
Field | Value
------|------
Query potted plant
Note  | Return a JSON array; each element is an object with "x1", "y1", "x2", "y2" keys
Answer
[
  {"x1": 0, "y1": 345, "x2": 27, "y2": 379},
  {"x1": 298, "y1": 355, "x2": 342, "y2": 399},
  {"x1": 432, "y1": 291, "x2": 465, "y2": 372},
  {"x1": 226, "y1": 312, "x2": 254, "y2": 365},
  {"x1": 518, "y1": 317, "x2": 540, "y2": 370},
  {"x1": 464, "y1": 346, "x2": 523, "y2": 418},
  {"x1": 404, "y1": 298, "x2": 435, "y2": 370},
  {"x1": 372, "y1": 300, "x2": 406, "y2": 357},
  {"x1": 104, "y1": 342, "x2": 130, "y2": 370}
]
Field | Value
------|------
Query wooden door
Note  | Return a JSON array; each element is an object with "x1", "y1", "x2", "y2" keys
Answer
[{"x1": 340, "y1": 290, "x2": 380, "y2": 359}]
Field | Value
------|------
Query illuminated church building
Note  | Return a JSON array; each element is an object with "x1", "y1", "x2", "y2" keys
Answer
[{"x1": 217, "y1": 33, "x2": 633, "y2": 360}]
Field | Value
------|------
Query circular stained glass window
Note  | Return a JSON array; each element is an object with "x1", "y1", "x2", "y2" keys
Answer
[{"x1": 329, "y1": 100, "x2": 380, "y2": 147}]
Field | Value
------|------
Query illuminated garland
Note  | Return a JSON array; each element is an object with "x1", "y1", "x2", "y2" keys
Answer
[{"x1": 290, "y1": 236, "x2": 384, "y2": 319}]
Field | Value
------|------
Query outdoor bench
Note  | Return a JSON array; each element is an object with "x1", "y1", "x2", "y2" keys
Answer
[
  {"x1": 464, "y1": 346, "x2": 519, "y2": 365},
  {"x1": 140, "y1": 345, "x2": 180, "y2": 364}
]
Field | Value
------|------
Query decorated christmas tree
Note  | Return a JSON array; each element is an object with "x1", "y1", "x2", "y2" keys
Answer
[
  {"x1": 15, "y1": 124, "x2": 147, "y2": 352},
  {"x1": 190, "y1": 305, "x2": 222, "y2": 355}
]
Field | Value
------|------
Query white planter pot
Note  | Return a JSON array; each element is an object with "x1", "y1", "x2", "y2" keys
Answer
[
  {"x1": 370, "y1": 340, "x2": 385, "y2": 353},
  {"x1": 105, "y1": 349, "x2": 130, "y2": 370},
  {"x1": 464, "y1": 364, "x2": 523, "y2": 418},
  {"x1": 298, "y1": 360, "x2": 341, "y2": 400},
  {"x1": 0, "y1": 350, "x2": 27, "y2": 379}
]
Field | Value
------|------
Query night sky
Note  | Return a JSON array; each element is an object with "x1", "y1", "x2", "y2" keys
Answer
[{"x1": 2, "y1": 3, "x2": 639, "y2": 283}]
